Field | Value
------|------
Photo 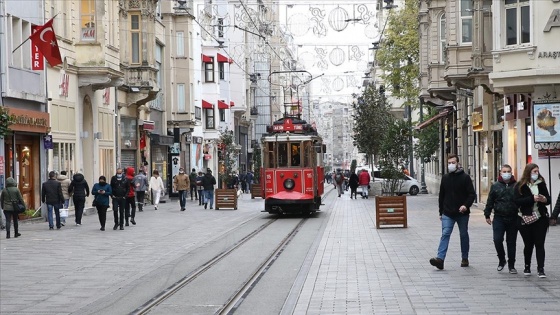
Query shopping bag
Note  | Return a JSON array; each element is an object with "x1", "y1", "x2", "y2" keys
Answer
[{"x1": 60, "y1": 208, "x2": 69, "y2": 219}]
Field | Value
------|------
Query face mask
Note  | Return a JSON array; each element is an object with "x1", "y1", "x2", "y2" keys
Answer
[
  {"x1": 117, "y1": 173, "x2": 123, "y2": 178},
  {"x1": 448, "y1": 163, "x2": 457, "y2": 173},
  {"x1": 99, "y1": 181, "x2": 106, "y2": 184},
  {"x1": 531, "y1": 174, "x2": 539, "y2": 181},
  {"x1": 179, "y1": 171, "x2": 184, "y2": 174},
  {"x1": 501, "y1": 173, "x2": 512, "y2": 181}
]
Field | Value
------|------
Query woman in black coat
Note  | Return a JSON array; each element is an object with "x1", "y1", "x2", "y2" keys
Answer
[
  {"x1": 513, "y1": 163, "x2": 551, "y2": 278},
  {"x1": 348, "y1": 171, "x2": 360, "y2": 199},
  {"x1": 68, "y1": 173, "x2": 90, "y2": 226}
]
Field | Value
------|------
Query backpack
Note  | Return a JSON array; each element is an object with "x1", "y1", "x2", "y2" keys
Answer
[{"x1": 335, "y1": 174, "x2": 342, "y2": 183}]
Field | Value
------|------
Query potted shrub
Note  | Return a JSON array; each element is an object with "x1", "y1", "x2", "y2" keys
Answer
[
  {"x1": 251, "y1": 143, "x2": 262, "y2": 199},
  {"x1": 18, "y1": 209, "x2": 39, "y2": 220},
  {"x1": 215, "y1": 130, "x2": 238, "y2": 210}
]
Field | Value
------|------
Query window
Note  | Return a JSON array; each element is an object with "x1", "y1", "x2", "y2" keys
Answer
[
  {"x1": 195, "y1": 106, "x2": 201, "y2": 120},
  {"x1": 291, "y1": 143, "x2": 301, "y2": 167},
  {"x1": 439, "y1": 13, "x2": 446, "y2": 63},
  {"x1": 80, "y1": 0, "x2": 96, "y2": 41},
  {"x1": 204, "y1": 58, "x2": 215, "y2": 82},
  {"x1": 155, "y1": 44, "x2": 163, "y2": 86},
  {"x1": 176, "y1": 32, "x2": 184, "y2": 56},
  {"x1": 205, "y1": 108, "x2": 214, "y2": 129},
  {"x1": 218, "y1": 62, "x2": 225, "y2": 80},
  {"x1": 505, "y1": 0, "x2": 530, "y2": 46},
  {"x1": 217, "y1": 18, "x2": 224, "y2": 38},
  {"x1": 219, "y1": 109, "x2": 225, "y2": 122},
  {"x1": 177, "y1": 84, "x2": 186, "y2": 112},
  {"x1": 131, "y1": 14, "x2": 141, "y2": 64},
  {"x1": 278, "y1": 143, "x2": 288, "y2": 167},
  {"x1": 460, "y1": 0, "x2": 472, "y2": 44}
]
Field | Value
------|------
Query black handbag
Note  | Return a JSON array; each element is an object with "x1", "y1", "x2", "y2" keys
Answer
[
  {"x1": 92, "y1": 196, "x2": 98, "y2": 207},
  {"x1": 7, "y1": 190, "x2": 25, "y2": 214}
]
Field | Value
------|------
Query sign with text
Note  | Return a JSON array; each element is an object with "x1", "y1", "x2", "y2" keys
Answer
[
  {"x1": 81, "y1": 27, "x2": 95, "y2": 41},
  {"x1": 532, "y1": 102, "x2": 560, "y2": 143},
  {"x1": 31, "y1": 25, "x2": 44, "y2": 70}
]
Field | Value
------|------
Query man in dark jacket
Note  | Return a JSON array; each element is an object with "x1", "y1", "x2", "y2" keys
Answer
[
  {"x1": 483, "y1": 164, "x2": 518, "y2": 274},
  {"x1": 202, "y1": 169, "x2": 216, "y2": 209},
  {"x1": 133, "y1": 169, "x2": 148, "y2": 212},
  {"x1": 189, "y1": 168, "x2": 198, "y2": 201},
  {"x1": 42, "y1": 171, "x2": 64, "y2": 230},
  {"x1": 110, "y1": 168, "x2": 129, "y2": 230},
  {"x1": 68, "y1": 172, "x2": 89, "y2": 226},
  {"x1": 430, "y1": 154, "x2": 476, "y2": 270}
]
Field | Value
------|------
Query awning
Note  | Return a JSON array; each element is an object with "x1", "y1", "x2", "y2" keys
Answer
[
  {"x1": 217, "y1": 53, "x2": 228, "y2": 63},
  {"x1": 202, "y1": 100, "x2": 214, "y2": 109},
  {"x1": 202, "y1": 54, "x2": 213, "y2": 63},
  {"x1": 230, "y1": 101, "x2": 235, "y2": 107},
  {"x1": 414, "y1": 110, "x2": 452, "y2": 130},
  {"x1": 141, "y1": 120, "x2": 155, "y2": 131},
  {"x1": 218, "y1": 100, "x2": 229, "y2": 109}
]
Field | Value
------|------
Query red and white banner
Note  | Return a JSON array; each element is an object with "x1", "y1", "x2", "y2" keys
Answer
[
  {"x1": 31, "y1": 25, "x2": 44, "y2": 70},
  {"x1": 29, "y1": 17, "x2": 62, "y2": 67}
]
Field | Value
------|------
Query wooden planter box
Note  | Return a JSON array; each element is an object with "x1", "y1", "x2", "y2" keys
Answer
[
  {"x1": 375, "y1": 195, "x2": 407, "y2": 229},
  {"x1": 215, "y1": 189, "x2": 238, "y2": 210},
  {"x1": 251, "y1": 183, "x2": 262, "y2": 199}
]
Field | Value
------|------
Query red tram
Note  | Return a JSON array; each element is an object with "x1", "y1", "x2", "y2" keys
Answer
[{"x1": 261, "y1": 117, "x2": 325, "y2": 215}]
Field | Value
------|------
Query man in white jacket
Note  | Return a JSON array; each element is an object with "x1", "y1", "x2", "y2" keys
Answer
[{"x1": 149, "y1": 170, "x2": 165, "y2": 210}]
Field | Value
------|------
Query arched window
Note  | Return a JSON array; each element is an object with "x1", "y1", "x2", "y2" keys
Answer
[{"x1": 439, "y1": 13, "x2": 446, "y2": 63}]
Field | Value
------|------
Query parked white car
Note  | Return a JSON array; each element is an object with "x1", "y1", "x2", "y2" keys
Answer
[{"x1": 373, "y1": 172, "x2": 420, "y2": 196}]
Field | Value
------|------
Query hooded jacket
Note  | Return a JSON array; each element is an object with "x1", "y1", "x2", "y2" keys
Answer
[
  {"x1": 126, "y1": 168, "x2": 136, "y2": 198},
  {"x1": 483, "y1": 175, "x2": 518, "y2": 219},
  {"x1": 1, "y1": 177, "x2": 26, "y2": 212},
  {"x1": 358, "y1": 171, "x2": 371, "y2": 186},
  {"x1": 68, "y1": 173, "x2": 90, "y2": 200},
  {"x1": 42, "y1": 177, "x2": 64, "y2": 205},
  {"x1": 438, "y1": 167, "x2": 476, "y2": 217},
  {"x1": 92, "y1": 181, "x2": 112, "y2": 207},
  {"x1": 349, "y1": 173, "x2": 359, "y2": 189},
  {"x1": 57, "y1": 174, "x2": 72, "y2": 199},
  {"x1": 202, "y1": 173, "x2": 216, "y2": 190}
]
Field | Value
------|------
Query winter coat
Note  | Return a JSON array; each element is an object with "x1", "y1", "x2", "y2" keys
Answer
[
  {"x1": 483, "y1": 176, "x2": 518, "y2": 219},
  {"x1": 438, "y1": 168, "x2": 476, "y2": 217},
  {"x1": 349, "y1": 173, "x2": 359, "y2": 189},
  {"x1": 196, "y1": 175, "x2": 205, "y2": 190},
  {"x1": 513, "y1": 179, "x2": 551, "y2": 217},
  {"x1": 173, "y1": 173, "x2": 190, "y2": 191},
  {"x1": 57, "y1": 174, "x2": 72, "y2": 199},
  {"x1": 552, "y1": 191, "x2": 560, "y2": 220},
  {"x1": 92, "y1": 182, "x2": 112, "y2": 207},
  {"x1": 189, "y1": 171, "x2": 198, "y2": 186},
  {"x1": 68, "y1": 173, "x2": 90, "y2": 200},
  {"x1": 110, "y1": 174, "x2": 130, "y2": 198},
  {"x1": 358, "y1": 171, "x2": 371, "y2": 186},
  {"x1": 42, "y1": 178, "x2": 64, "y2": 206},
  {"x1": 133, "y1": 173, "x2": 148, "y2": 192},
  {"x1": 202, "y1": 173, "x2": 216, "y2": 190},
  {"x1": 126, "y1": 168, "x2": 136, "y2": 198},
  {"x1": 149, "y1": 176, "x2": 165, "y2": 192},
  {"x1": 0, "y1": 177, "x2": 26, "y2": 212},
  {"x1": 334, "y1": 172, "x2": 344, "y2": 184}
]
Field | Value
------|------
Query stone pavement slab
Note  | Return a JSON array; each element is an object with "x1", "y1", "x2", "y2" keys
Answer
[{"x1": 293, "y1": 193, "x2": 560, "y2": 315}]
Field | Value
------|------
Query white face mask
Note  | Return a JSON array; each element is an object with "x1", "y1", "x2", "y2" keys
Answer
[
  {"x1": 531, "y1": 174, "x2": 539, "y2": 181},
  {"x1": 448, "y1": 163, "x2": 457, "y2": 173},
  {"x1": 501, "y1": 172, "x2": 512, "y2": 181}
]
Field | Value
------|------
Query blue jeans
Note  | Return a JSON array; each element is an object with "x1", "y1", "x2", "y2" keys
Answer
[
  {"x1": 47, "y1": 203, "x2": 61, "y2": 228},
  {"x1": 204, "y1": 189, "x2": 214, "y2": 208},
  {"x1": 437, "y1": 214, "x2": 470, "y2": 260},
  {"x1": 178, "y1": 190, "x2": 187, "y2": 209},
  {"x1": 492, "y1": 215, "x2": 518, "y2": 267}
]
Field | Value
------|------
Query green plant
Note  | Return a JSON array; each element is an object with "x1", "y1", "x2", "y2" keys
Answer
[
  {"x1": 350, "y1": 159, "x2": 357, "y2": 174},
  {"x1": 252, "y1": 144, "x2": 261, "y2": 184},
  {"x1": 0, "y1": 106, "x2": 14, "y2": 139},
  {"x1": 22, "y1": 209, "x2": 39, "y2": 218},
  {"x1": 414, "y1": 110, "x2": 440, "y2": 161},
  {"x1": 218, "y1": 129, "x2": 238, "y2": 188},
  {"x1": 378, "y1": 119, "x2": 413, "y2": 196}
]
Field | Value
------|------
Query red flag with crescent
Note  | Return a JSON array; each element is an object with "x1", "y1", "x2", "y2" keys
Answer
[{"x1": 29, "y1": 17, "x2": 62, "y2": 67}]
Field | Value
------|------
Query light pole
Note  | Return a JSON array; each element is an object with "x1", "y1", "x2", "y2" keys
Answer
[{"x1": 419, "y1": 98, "x2": 428, "y2": 194}]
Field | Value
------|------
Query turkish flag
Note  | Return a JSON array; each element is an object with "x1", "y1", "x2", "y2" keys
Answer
[{"x1": 29, "y1": 17, "x2": 62, "y2": 67}]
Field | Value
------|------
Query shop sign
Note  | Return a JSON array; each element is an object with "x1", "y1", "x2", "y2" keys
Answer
[
  {"x1": 538, "y1": 148, "x2": 560, "y2": 159},
  {"x1": 538, "y1": 51, "x2": 560, "y2": 59},
  {"x1": 8, "y1": 107, "x2": 50, "y2": 133},
  {"x1": 532, "y1": 102, "x2": 560, "y2": 143},
  {"x1": 544, "y1": 9, "x2": 560, "y2": 32}
]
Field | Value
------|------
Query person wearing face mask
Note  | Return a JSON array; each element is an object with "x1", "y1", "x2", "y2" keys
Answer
[
  {"x1": 513, "y1": 163, "x2": 551, "y2": 278},
  {"x1": 483, "y1": 164, "x2": 519, "y2": 274},
  {"x1": 173, "y1": 167, "x2": 190, "y2": 211},
  {"x1": 110, "y1": 168, "x2": 130, "y2": 230},
  {"x1": 149, "y1": 170, "x2": 165, "y2": 210},
  {"x1": 92, "y1": 176, "x2": 112, "y2": 231},
  {"x1": 429, "y1": 154, "x2": 476, "y2": 270}
]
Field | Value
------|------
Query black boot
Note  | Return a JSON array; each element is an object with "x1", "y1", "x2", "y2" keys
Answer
[
  {"x1": 6, "y1": 230, "x2": 10, "y2": 239},
  {"x1": 113, "y1": 223, "x2": 118, "y2": 230}
]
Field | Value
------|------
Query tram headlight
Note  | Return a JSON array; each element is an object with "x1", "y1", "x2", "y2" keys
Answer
[{"x1": 283, "y1": 178, "x2": 295, "y2": 190}]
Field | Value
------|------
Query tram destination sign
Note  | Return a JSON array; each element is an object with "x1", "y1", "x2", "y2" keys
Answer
[{"x1": 272, "y1": 118, "x2": 303, "y2": 132}]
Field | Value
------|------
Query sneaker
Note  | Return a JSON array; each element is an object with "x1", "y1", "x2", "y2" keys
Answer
[
  {"x1": 155, "y1": 206, "x2": 158, "y2": 210},
  {"x1": 210, "y1": 207, "x2": 213, "y2": 209},
  {"x1": 204, "y1": 203, "x2": 207, "y2": 209},
  {"x1": 15, "y1": 233, "x2": 21, "y2": 238},
  {"x1": 509, "y1": 268, "x2": 517, "y2": 274},
  {"x1": 497, "y1": 260, "x2": 506, "y2": 271},
  {"x1": 523, "y1": 266, "x2": 531, "y2": 276},
  {"x1": 461, "y1": 259, "x2": 469, "y2": 267},
  {"x1": 538, "y1": 268, "x2": 546, "y2": 278},
  {"x1": 429, "y1": 257, "x2": 444, "y2": 270},
  {"x1": 130, "y1": 219, "x2": 136, "y2": 225}
]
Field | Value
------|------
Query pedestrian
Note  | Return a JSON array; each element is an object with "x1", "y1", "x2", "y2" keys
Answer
[
  {"x1": 91, "y1": 176, "x2": 112, "y2": 231},
  {"x1": 239, "y1": 172, "x2": 247, "y2": 193},
  {"x1": 57, "y1": 170, "x2": 71, "y2": 226},
  {"x1": 1, "y1": 177, "x2": 26, "y2": 238},
  {"x1": 348, "y1": 170, "x2": 359, "y2": 199},
  {"x1": 483, "y1": 164, "x2": 519, "y2": 274},
  {"x1": 149, "y1": 170, "x2": 165, "y2": 210},
  {"x1": 549, "y1": 180, "x2": 560, "y2": 226},
  {"x1": 246, "y1": 171, "x2": 254, "y2": 193},
  {"x1": 68, "y1": 172, "x2": 89, "y2": 226},
  {"x1": 133, "y1": 169, "x2": 148, "y2": 212},
  {"x1": 124, "y1": 167, "x2": 137, "y2": 226},
  {"x1": 334, "y1": 169, "x2": 344, "y2": 197},
  {"x1": 189, "y1": 168, "x2": 198, "y2": 201},
  {"x1": 202, "y1": 168, "x2": 217, "y2": 209},
  {"x1": 429, "y1": 154, "x2": 476, "y2": 270},
  {"x1": 110, "y1": 168, "x2": 129, "y2": 230},
  {"x1": 358, "y1": 168, "x2": 371, "y2": 199},
  {"x1": 196, "y1": 171, "x2": 205, "y2": 206},
  {"x1": 513, "y1": 163, "x2": 551, "y2": 278},
  {"x1": 42, "y1": 171, "x2": 64, "y2": 230},
  {"x1": 173, "y1": 167, "x2": 190, "y2": 211}
]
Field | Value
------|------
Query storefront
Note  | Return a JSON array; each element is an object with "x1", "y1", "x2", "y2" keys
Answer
[
  {"x1": 150, "y1": 134, "x2": 174, "y2": 192},
  {"x1": 4, "y1": 107, "x2": 50, "y2": 210}
]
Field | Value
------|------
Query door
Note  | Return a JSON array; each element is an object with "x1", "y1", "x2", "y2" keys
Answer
[{"x1": 5, "y1": 143, "x2": 34, "y2": 210}]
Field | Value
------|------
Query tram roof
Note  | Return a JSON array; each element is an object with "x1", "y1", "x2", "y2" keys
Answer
[{"x1": 261, "y1": 134, "x2": 322, "y2": 142}]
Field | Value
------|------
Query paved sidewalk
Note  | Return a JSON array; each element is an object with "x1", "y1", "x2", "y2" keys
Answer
[{"x1": 293, "y1": 193, "x2": 560, "y2": 314}]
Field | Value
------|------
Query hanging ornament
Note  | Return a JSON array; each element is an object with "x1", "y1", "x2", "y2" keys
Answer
[
  {"x1": 314, "y1": 47, "x2": 328, "y2": 70},
  {"x1": 329, "y1": 47, "x2": 345, "y2": 66},
  {"x1": 328, "y1": 6, "x2": 349, "y2": 32},
  {"x1": 347, "y1": 76, "x2": 359, "y2": 88},
  {"x1": 364, "y1": 23, "x2": 380, "y2": 39},
  {"x1": 320, "y1": 78, "x2": 331, "y2": 94},
  {"x1": 348, "y1": 46, "x2": 364, "y2": 61},
  {"x1": 356, "y1": 4, "x2": 373, "y2": 24},
  {"x1": 288, "y1": 14, "x2": 310, "y2": 37},
  {"x1": 332, "y1": 77, "x2": 344, "y2": 91},
  {"x1": 357, "y1": 60, "x2": 369, "y2": 71},
  {"x1": 310, "y1": 7, "x2": 327, "y2": 37}
]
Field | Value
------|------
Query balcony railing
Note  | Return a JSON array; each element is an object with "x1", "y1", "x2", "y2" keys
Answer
[{"x1": 149, "y1": 92, "x2": 164, "y2": 110}]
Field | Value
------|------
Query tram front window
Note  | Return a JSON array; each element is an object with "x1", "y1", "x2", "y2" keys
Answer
[
  {"x1": 278, "y1": 143, "x2": 288, "y2": 167},
  {"x1": 291, "y1": 143, "x2": 301, "y2": 166}
]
